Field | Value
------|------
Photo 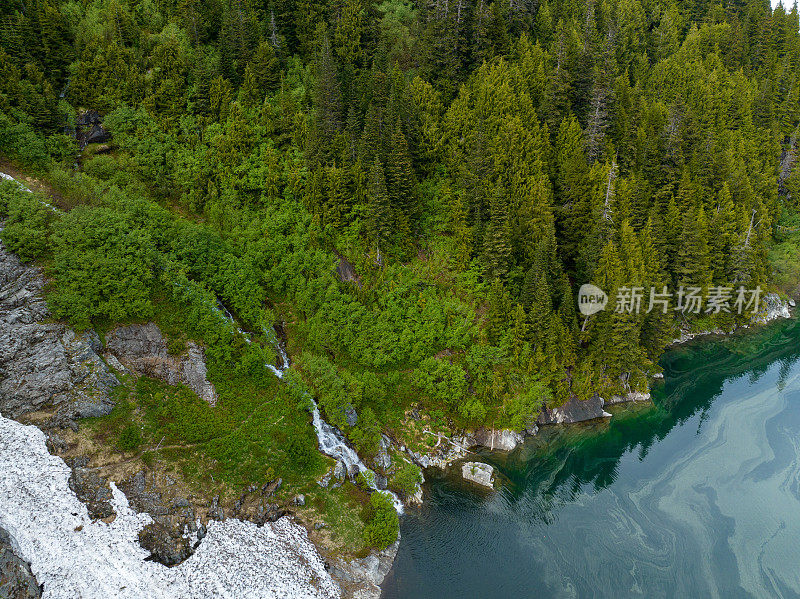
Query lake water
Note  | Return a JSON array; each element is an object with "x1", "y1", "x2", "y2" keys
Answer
[{"x1": 382, "y1": 319, "x2": 800, "y2": 599}]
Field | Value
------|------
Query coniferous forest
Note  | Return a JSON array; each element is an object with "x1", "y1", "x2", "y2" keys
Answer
[{"x1": 3, "y1": 0, "x2": 800, "y2": 552}]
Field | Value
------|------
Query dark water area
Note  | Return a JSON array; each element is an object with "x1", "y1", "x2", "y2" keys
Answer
[{"x1": 382, "y1": 319, "x2": 800, "y2": 599}]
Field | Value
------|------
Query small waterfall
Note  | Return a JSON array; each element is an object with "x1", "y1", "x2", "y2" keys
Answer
[
  {"x1": 1, "y1": 172, "x2": 59, "y2": 213},
  {"x1": 217, "y1": 303, "x2": 403, "y2": 513}
]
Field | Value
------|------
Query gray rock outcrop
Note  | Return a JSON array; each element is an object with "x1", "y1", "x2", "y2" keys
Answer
[
  {"x1": 373, "y1": 448, "x2": 391, "y2": 471},
  {"x1": 752, "y1": 292, "x2": 791, "y2": 324},
  {"x1": 137, "y1": 522, "x2": 192, "y2": 567},
  {"x1": 0, "y1": 233, "x2": 118, "y2": 419},
  {"x1": 461, "y1": 462, "x2": 495, "y2": 488},
  {"x1": 468, "y1": 428, "x2": 524, "y2": 452},
  {"x1": 329, "y1": 540, "x2": 399, "y2": 599},
  {"x1": 68, "y1": 465, "x2": 115, "y2": 520},
  {"x1": 105, "y1": 323, "x2": 218, "y2": 406},
  {"x1": 537, "y1": 394, "x2": 609, "y2": 425},
  {"x1": 0, "y1": 527, "x2": 41, "y2": 599},
  {"x1": 604, "y1": 391, "x2": 651, "y2": 406}
]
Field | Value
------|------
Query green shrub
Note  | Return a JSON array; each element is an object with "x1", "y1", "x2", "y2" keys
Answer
[
  {"x1": 0, "y1": 186, "x2": 51, "y2": 261},
  {"x1": 83, "y1": 154, "x2": 118, "y2": 180},
  {"x1": 118, "y1": 424, "x2": 142, "y2": 451},
  {"x1": 0, "y1": 114, "x2": 49, "y2": 170},
  {"x1": 362, "y1": 492, "x2": 399, "y2": 550},
  {"x1": 285, "y1": 435, "x2": 315, "y2": 472},
  {"x1": 389, "y1": 461, "x2": 423, "y2": 496},
  {"x1": 47, "y1": 206, "x2": 156, "y2": 329}
]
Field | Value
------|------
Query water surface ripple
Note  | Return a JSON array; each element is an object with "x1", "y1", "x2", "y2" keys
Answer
[{"x1": 382, "y1": 320, "x2": 800, "y2": 599}]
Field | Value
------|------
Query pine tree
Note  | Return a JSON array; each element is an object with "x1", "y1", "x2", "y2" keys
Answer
[
  {"x1": 385, "y1": 120, "x2": 416, "y2": 224},
  {"x1": 675, "y1": 203, "x2": 712, "y2": 290},
  {"x1": 313, "y1": 27, "x2": 343, "y2": 160},
  {"x1": 367, "y1": 158, "x2": 392, "y2": 257},
  {"x1": 555, "y1": 116, "x2": 592, "y2": 273},
  {"x1": 483, "y1": 187, "x2": 512, "y2": 281},
  {"x1": 487, "y1": 277, "x2": 511, "y2": 345}
]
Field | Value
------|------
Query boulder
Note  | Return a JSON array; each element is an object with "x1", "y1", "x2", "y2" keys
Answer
[
  {"x1": 343, "y1": 405, "x2": 358, "y2": 427},
  {"x1": 537, "y1": 394, "x2": 609, "y2": 425},
  {"x1": 137, "y1": 522, "x2": 193, "y2": 567},
  {"x1": 469, "y1": 428, "x2": 524, "y2": 452},
  {"x1": 83, "y1": 123, "x2": 111, "y2": 145},
  {"x1": 461, "y1": 462, "x2": 495, "y2": 488},
  {"x1": 105, "y1": 323, "x2": 218, "y2": 406},
  {"x1": 333, "y1": 460, "x2": 347, "y2": 480},
  {"x1": 328, "y1": 540, "x2": 399, "y2": 599},
  {"x1": 752, "y1": 292, "x2": 791, "y2": 324},
  {"x1": 334, "y1": 255, "x2": 361, "y2": 287},
  {"x1": 76, "y1": 109, "x2": 102, "y2": 127},
  {"x1": 68, "y1": 467, "x2": 115, "y2": 520},
  {"x1": 373, "y1": 448, "x2": 391, "y2": 471}
]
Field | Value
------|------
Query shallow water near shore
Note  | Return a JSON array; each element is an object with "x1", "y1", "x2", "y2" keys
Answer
[{"x1": 382, "y1": 319, "x2": 800, "y2": 599}]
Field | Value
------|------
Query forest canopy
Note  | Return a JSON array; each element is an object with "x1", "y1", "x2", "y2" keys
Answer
[{"x1": 1, "y1": 0, "x2": 800, "y2": 451}]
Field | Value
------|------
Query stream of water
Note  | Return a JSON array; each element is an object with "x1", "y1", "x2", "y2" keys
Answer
[
  {"x1": 216, "y1": 303, "x2": 404, "y2": 512},
  {"x1": 382, "y1": 318, "x2": 800, "y2": 598}
]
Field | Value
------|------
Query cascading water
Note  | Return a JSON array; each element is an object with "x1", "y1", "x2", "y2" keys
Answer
[
  {"x1": 218, "y1": 304, "x2": 404, "y2": 513},
  {"x1": 1, "y1": 169, "x2": 404, "y2": 513}
]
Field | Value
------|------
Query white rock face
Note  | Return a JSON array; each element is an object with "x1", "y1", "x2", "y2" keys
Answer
[
  {"x1": 470, "y1": 428, "x2": 524, "y2": 452},
  {"x1": 0, "y1": 414, "x2": 340, "y2": 599},
  {"x1": 461, "y1": 462, "x2": 495, "y2": 488},
  {"x1": 752, "y1": 292, "x2": 792, "y2": 324}
]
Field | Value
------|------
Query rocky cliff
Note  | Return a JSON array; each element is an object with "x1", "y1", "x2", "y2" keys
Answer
[
  {"x1": 0, "y1": 526, "x2": 40, "y2": 599},
  {"x1": 0, "y1": 230, "x2": 118, "y2": 421},
  {"x1": 0, "y1": 221, "x2": 345, "y2": 598}
]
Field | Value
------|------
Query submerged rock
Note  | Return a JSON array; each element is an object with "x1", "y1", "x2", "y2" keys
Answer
[
  {"x1": 461, "y1": 462, "x2": 495, "y2": 488},
  {"x1": 105, "y1": 323, "x2": 218, "y2": 406},
  {"x1": 604, "y1": 391, "x2": 652, "y2": 406}
]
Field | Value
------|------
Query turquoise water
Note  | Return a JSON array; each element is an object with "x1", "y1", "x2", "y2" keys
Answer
[{"x1": 382, "y1": 319, "x2": 800, "y2": 598}]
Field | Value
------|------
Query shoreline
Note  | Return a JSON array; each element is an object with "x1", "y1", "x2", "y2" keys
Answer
[{"x1": 1, "y1": 170, "x2": 795, "y2": 598}]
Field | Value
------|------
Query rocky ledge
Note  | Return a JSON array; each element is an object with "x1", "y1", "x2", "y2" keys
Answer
[
  {"x1": 671, "y1": 292, "x2": 793, "y2": 344},
  {"x1": 329, "y1": 541, "x2": 400, "y2": 599}
]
